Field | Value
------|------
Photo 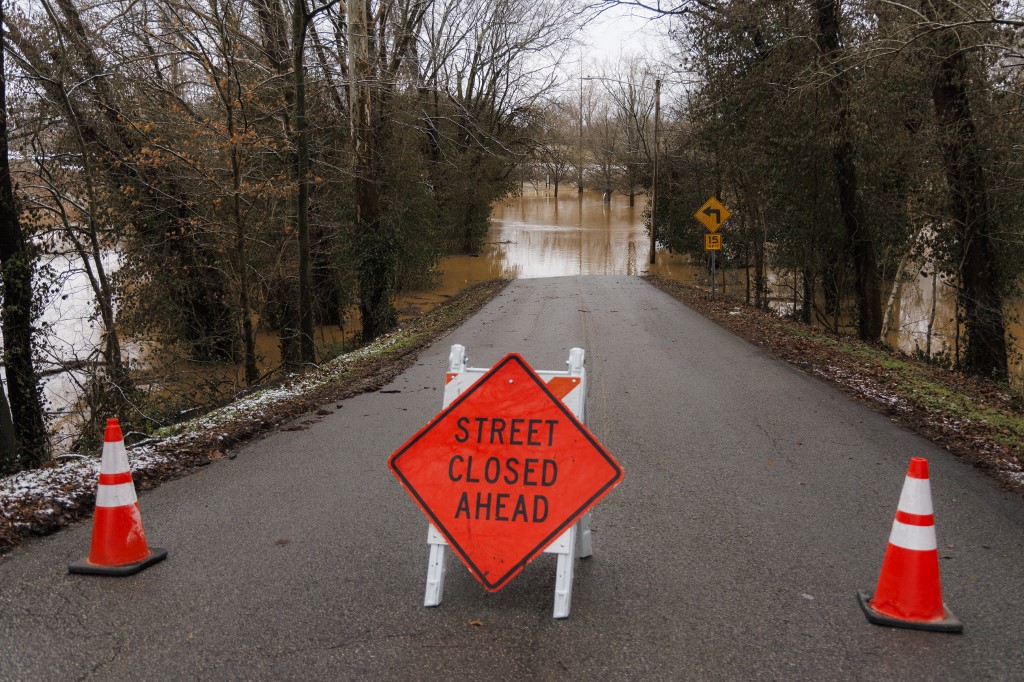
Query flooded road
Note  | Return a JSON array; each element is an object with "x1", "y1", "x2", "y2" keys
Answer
[
  {"x1": 489, "y1": 189, "x2": 652, "y2": 277},
  {"x1": 395, "y1": 188, "x2": 680, "y2": 320},
  {"x1": 403, "y1": 188, "x2": 696, "y2": 310}
]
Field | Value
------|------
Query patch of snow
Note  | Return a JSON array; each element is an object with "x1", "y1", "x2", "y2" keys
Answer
[
  {"x1": 1, "y1": 457, "x2": 99, "y2": 520},
  {"x1": 2, "y1": 327, "x2": 404, "y2": 533},
  {"x1": 813, "y1": 365, "x2": 904, "y2": 408}
]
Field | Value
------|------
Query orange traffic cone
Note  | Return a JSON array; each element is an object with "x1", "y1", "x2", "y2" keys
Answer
[
  {"x1": 858, "y1": 457, "x2": 961, "y2": 632},
  {"x1": 69, "y1": 419, "x2": 167, "y2": 576}
]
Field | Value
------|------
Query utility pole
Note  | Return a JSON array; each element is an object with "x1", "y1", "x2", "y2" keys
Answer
[
  {"x1": 650, "y1": 78, "x2": 660, "y2": 265},
  {"x1": 578, "y1": 70, "x2": 584, "y2": 194}
]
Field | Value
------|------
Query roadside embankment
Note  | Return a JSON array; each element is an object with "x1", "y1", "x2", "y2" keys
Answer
[
  {"x1": 0, "y1": 279, "x2": 509, "y2": 555},
  {"x1": 646, "y1": 274, "x2": 1024, "y2": 494}
]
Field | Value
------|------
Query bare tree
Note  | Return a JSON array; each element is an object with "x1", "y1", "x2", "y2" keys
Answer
[
  {"x1": 424, "y1": 0, "x2": 580, "y2": 249},
  {"x1": 348, "y1": 0, "x2": 430, "y2": 340},
  {"x1": 589, "y1": 101, "x2": 620, "y2": 202},
  {"x1": 0, "y1": 1, "x2": 50, "y2": 471},
  {"x1": 810, "y1": 0, "x2": 884, "y2": 341},
  {"x1": 536, "y1": 99, "x2": 577, "y2": 197},
  {"x1": 601, "y1": 60, "x2": 657, "y2": 206}
]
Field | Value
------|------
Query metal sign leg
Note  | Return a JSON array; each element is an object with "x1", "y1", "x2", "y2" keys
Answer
[
  {"x1": 552, "y1": 524, "x2": 578, "y2": 619},
  {"x1": 577, "y1": 512, "x2": 594, "y2": 559},
  {"x1": 424, "y1": 524, "x2": 448, "y2": 607}
]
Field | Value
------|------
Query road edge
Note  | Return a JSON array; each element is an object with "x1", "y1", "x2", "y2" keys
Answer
[
  {"x1": 644, "y1": 274, "x2": 1024, "y2": 496},
  {"x1": 0, "y1": 279, "x2": 511, "y2": 556}
]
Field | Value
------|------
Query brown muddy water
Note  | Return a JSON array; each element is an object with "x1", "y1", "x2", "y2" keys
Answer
[
  {"x1": 142, "y1": 188, "x2": 705, "y2": 409},
  {"x1": 425, "y1": 186, "x2": 1022, "y2": 387},
  {"x1": 38, "y1": 187, "x2": 1023, "y2": 447}
]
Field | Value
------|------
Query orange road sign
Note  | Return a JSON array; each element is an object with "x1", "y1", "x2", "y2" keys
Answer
[
  {"x1": 696, "y1": 197, "x2": 731, "y2": 232},
  {"x1": 705, "y1": 233, "x2": 722, "y2": 250},
  {"x1": 389, "y1": 353, "x2": 623, "y2": 592}
]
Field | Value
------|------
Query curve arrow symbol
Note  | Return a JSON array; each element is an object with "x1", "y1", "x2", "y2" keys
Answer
[{"x1": 703, "y1": 207, "x2": 721, "y2": 224}]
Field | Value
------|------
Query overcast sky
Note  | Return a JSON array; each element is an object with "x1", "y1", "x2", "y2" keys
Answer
[{"x1": 580, "y1": 5, "x2": 672, "y2": 68}]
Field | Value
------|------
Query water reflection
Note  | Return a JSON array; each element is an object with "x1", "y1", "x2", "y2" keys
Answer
[
  {"x1": 885, "y1": 257, "x2": 1024, "y2": 387},
  {"x1": 488, "y1": 190, "x2": 649, "y2": 277}
]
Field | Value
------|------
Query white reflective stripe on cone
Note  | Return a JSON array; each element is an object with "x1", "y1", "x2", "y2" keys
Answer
[
  {"x1": 100, "y1": 441, "x2": 131, "y2": 475},
  {"x1": 96, "y1": 482, "x2": 138, "y2": 508},
  {"x1": 888, "y1": 519, "x2": 938, "y2": 552},
  {"x1": 896, "y1": 476, "x2": 934, "y2": 516}
]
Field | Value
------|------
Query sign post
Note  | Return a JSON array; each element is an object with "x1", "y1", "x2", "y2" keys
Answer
[
  {"x1": 696, "y1": 197, "x2": 732, "y2": 299},
  {"x1": 389, "y1": 345, "x2": 622, "y2": 618}
]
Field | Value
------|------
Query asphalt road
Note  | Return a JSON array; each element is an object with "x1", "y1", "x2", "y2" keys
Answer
[{"x1": 2, "y1": 276, "x2": 1023, "y2": 681}]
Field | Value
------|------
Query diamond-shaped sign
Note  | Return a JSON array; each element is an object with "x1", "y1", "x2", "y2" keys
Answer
[
  {"x1": 695, "y1": 196, "x2": 731, "y2": 232},
  {"x1": 389, "y1": 353, "x2": 622, "y2": 591}
]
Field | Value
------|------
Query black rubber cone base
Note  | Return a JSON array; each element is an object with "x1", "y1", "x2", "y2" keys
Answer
[
  {"x1": 858, "y1": 591, "x2": 963, "y2": 633},
  {"x1": 69, "y1": 547, "x2": 168, "y2": 577}
]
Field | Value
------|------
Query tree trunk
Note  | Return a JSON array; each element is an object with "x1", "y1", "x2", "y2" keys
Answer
[
  {"x1": 924, "y1": 1, "x2": 1007, "y2": 379},
  {"x1": 754, "y1": 227, "x2": 766, "y2": 310},
  {"x1": 350, "y1": 0, "x2": 396, "y2": 341},
  {"x1": 293, "y1": 0, "x2": 316, "y2": 363},
  {"x1": 740, "y1": 207, "x2": 751, "y2": 305},
  {"x1": 0, "y1": 376, "x2": 17, "y2": 467},
  {"x1": 227, "y1": 112, "x2": 258, "y2": 385},
  {"x1": 462, "y1": 197, "x2": 478, "y2": 254},
  {"x1": 801, "y1": 263, "x2": 813, "y2": 324},
  {"x1": 0, "y1": 11, "x2": 49, "y2": 471},
  {"x1": 811, "y1": 0, "x2": 883, "y2": 341}
]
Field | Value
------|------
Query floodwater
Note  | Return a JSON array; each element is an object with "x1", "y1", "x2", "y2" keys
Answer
[
  {"x1": 884, "y1": 262, "x2": 1024, "y2": 387},
  {"x1": 405, "y1": 187, "x2": 697, "y2": 295},
  {"x1": 24, "y1": 187, "x2": 1023, "y2": 447},
  {"x1": 425, "y1": 186, "x2": 1022, "y2": 387},
  {"x1": 35, "y1": 251, "x2": 123, "y2": 412}
]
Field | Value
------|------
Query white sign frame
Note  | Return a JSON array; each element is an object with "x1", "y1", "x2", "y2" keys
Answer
[{"x1": 422, "y1": 344, "x2": 594, "y2": 619}]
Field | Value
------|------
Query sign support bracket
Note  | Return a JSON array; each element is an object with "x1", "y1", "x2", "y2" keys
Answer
[{"x1": 422, "y1": 344, "x2": 593, "y2": 619}]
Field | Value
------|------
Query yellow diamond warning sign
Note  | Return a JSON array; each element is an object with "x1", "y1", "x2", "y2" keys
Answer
[{"x1": 696, "y1": 197, "x2": 731, "y2": 232}]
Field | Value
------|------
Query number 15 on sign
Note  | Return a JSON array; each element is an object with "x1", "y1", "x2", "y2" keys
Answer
[{"x1": 705, "y1": 233, "x2": 722, "y2": 251}]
